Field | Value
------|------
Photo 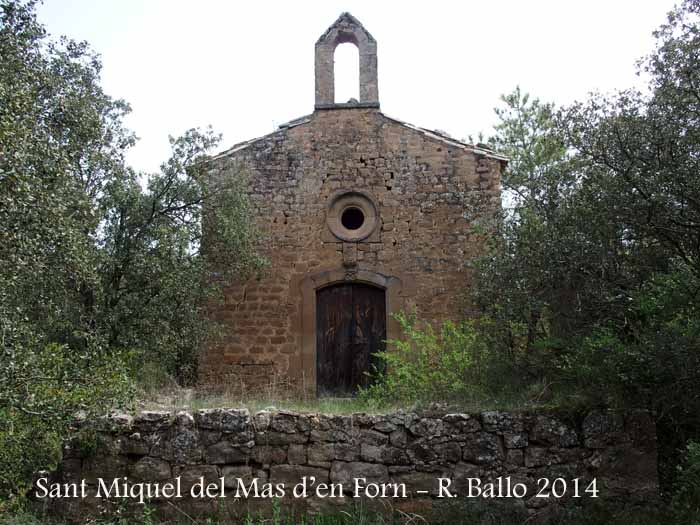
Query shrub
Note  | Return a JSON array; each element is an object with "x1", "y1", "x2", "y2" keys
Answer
[
  {"x1": 0, "y1": 335, "x2": 132, "y2": 510},
  {"x1": 671, "y1": 441, "x2": 700, "y2": 521},
  {"x1": 361, "y1": 312, "x2": 490, "y2": 404}
]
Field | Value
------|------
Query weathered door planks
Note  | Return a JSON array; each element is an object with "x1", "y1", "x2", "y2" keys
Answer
[{"x1": 316, "y1": 283, "x2": 386, "y2": 396}]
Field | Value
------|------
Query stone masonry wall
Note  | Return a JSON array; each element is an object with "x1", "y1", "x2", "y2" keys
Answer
[
  {"x1": 50, "y1": 409, "x2": 658, "y2": 521},
  {"x1": 199, "y1": 107, "x2": 503, "y2": 392}
]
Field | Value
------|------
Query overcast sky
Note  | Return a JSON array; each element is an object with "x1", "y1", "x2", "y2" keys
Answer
[{"x1": 38, "y1": 1, "x2": 677, "y2": 174}]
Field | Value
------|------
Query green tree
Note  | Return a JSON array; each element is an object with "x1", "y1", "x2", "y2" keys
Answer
[
  {"x1": 476, "y1": 88, "x2": 573, "y2": 356},
  {"x1": 479, "y1": 0, "x2": 700, "y2": 360},
  {"x1": 556, "y1": 0, "x2": 700, "y2": 465},
  {"x1": 473, "y1": 0, "x2": 700, "y2": 490},
  {"x1": 489, "y1": 86, "x2": 569, "y2": 211},
  {"x1": 97, "y1": 130, "x2": 262, "y2": 384},
  {"x1": 0, "y1": 0, "x2": 134, "y2": 505},
  {"x1": 0, "y1": 0, "x2": 261, "y2": 506}
]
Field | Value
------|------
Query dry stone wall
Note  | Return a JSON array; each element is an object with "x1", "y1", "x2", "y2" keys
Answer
[{"x1": 49, "y1": 409, "x2": 658, "y2": 521}]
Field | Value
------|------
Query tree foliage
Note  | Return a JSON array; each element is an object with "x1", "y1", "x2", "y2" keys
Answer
[
  {"x1": 367, "y1": 3, "x2": 700, "y2": 501},
  {"x1": 470, "y1": 0, "x2": 700, "y2": 494},
  {"x1": 0, "y1": 0, "x2": 261, "y2": 505}
]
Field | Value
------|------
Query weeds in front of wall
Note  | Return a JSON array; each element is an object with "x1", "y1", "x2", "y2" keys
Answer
[
  {"x1": 135, "y1": 366, "x2": 404, "y2": 415},
  {"x1": 135, "y1": 368, "x2": 551, "y2": 417},
  {"x1": 5, "y1": 498, "x2": 679, "y2": 525}
]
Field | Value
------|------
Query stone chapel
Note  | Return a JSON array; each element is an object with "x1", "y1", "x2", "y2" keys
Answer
[{"x1": 199, "y1": 13, "x2": 505, "y2": 395}]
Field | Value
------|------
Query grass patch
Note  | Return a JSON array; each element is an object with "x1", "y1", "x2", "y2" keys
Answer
[
  {"x1": 133, "y1": 363, "x2": 560, "y2": 416},
  {"x1": 138, "y1": 390, "x2": 399, "y2": 415},
  {"x1": 134, "y1": 382, "x2": 561, "y2": 416}
]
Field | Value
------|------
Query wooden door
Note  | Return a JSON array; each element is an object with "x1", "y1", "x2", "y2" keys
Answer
[{"x1": 316, "y1": 283, "x2": 386, "y2": 396}]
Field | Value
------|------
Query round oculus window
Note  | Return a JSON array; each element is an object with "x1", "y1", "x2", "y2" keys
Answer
[
  {"x1": 326, "y1": 191, "x2": 378, "y2": 242},
  {"x1": 341, "y1": 207, "x2": 365, "y2": 230}
]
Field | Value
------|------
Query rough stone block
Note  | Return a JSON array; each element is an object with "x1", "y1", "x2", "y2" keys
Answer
[
  {"x1": 175, "y1": 465, "x2": 220, "y2": 490},
  {"x1": 221, "y1": 466, "x2": 254, "y2": 488},
  {"x1": 503, "y1": 432, "x2": 529, "y2": 449},
  {"x1": 287, "y1": 444, "x2": 307, "y2": 465},
  {"x1": 443, "y1": 413, "x2": 481, "y2": 434},
  {"x1": 583, "y1": 410, "x2": 625, "y2": 449},
  {"x1": 195, "y1": 408, "x2": 250, "y2": 432},
  {"x1": 481, "y1": 411, "x2": 524, "y2": 433},
  {"x1": 530, "y1": 416, "x2": 578, "y2": 448},
  {"x1": 205, "y1": 441, "x2": 248, "y2": 464},
  {"x1": 406, "y1": 416, "x2": 446, "y2": 438},
  {"x1": 462, "y1": 432, "x2": 504, "y2": 464},
  {"x1": 270, "y1": 412, "x2": 297, "y2": 433},
  {"x1": 330, "y1": 461, "x2": 388, "y2": 486},
  {"x1": 269, "y1": 465, "x2": 329, "y2": 486},
  {"x1": 308, "y1": 442, "x2": 359, "y2": 464},
  {"x1": 255, "y1": 431, "x2": 308, "y2": 446},
  {"x1": 358, "y1": 429, "x2": 388, "y2": 446},
  {"x1": 165, "y1": 427, "x2": 203, "y2": 465},
  {"x1": 130, "y1": 457, "x2": 172, "y2": 481},
  {"x1": 133, "y1": 411, "x2": 172, "y2": 432},
  {"x1": 251, "y1": 445, "x2": 287, "y2": 465}
]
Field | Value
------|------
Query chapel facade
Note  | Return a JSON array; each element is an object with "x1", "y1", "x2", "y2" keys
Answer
[{"x1": 199, "y1": 13, "x2": 505, "y2": 395}]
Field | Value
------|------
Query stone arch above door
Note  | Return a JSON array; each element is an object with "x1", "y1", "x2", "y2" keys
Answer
[{"x1": 297, "y1": 268, "x2": 407, "y2": 395}]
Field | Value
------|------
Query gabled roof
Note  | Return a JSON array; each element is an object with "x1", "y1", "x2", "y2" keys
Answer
[
  {"x1": 380, "y1": 113, "x2": 508, "y2": 162},
  {"x1": 211, "y1": 114, "x2": 312, "y2": 161},
  {"x1": 211, "y1": 111, "x2": 507, "y2": 163}
]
